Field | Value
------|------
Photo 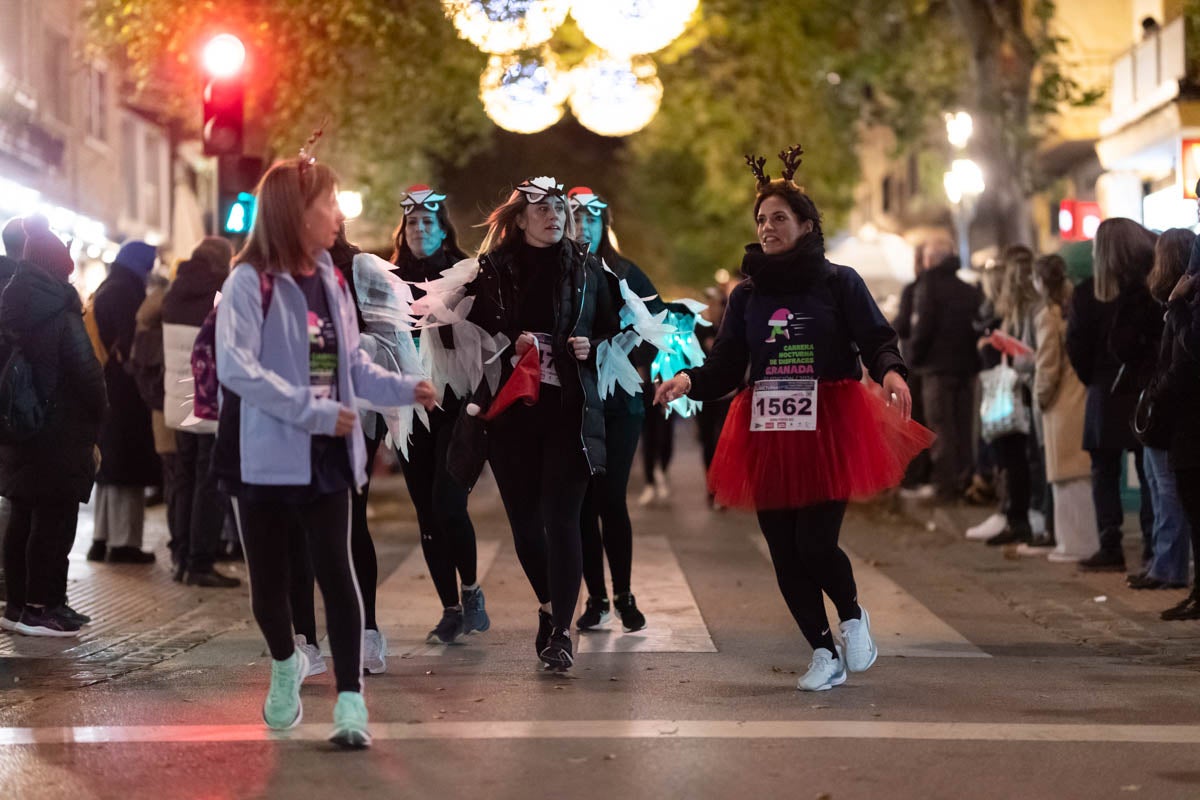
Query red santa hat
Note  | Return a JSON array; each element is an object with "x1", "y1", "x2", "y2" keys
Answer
[{"x1": 466, "y1": 346, "x2": 541, "y2": 421}]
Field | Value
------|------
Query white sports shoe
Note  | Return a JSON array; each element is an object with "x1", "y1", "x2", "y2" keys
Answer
[
  {"x1": 965, "y1": 512, "x2": 1006, "y2": 540},
  {"x1": 840, "y1": 606, "x2": 878, "y2": 673},
  {"x1": 295, "y1": 634, "x2": 327, "y2": 679},
  {"x1": 363, "y1": 628, "x2": 387, "y2": 675},
  {"x1": 797, "y1": 646, "x2": 847, "y2": 692},
  {"x1": 1029, "y1": 509, "x2": 1046, "y2": 536}
]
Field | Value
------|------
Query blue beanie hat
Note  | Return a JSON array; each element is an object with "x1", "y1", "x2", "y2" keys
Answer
[{"x1": 115, "y1": 240, "x2": 157, "y2": 278}]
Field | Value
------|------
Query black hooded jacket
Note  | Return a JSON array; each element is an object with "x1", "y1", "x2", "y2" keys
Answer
[
  {"x1": 465, "y1": 237, "x2": 621, "y2": 474},
  {"x1": 681, "y1": 237, "x2": 905, "y2": 401},
  {"x1": 909, "y1": 256, "x2": 983, "y2": 375},
  {"x1": 0, "y1": 264, "x2": 107, "y2": 502}
]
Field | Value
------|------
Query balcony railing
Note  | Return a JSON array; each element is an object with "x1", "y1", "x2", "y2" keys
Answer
[{"x1": 1109, "y1": 16, "x2": 1187, "y2": 112}]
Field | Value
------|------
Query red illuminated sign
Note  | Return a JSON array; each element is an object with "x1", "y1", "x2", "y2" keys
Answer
[{"x1": 1058, "y1": 199, "x2": 1102, "y2": 241}]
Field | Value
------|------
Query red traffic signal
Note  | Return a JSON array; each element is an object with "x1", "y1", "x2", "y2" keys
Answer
[{"x1": 202, "y1": 34, "x2": 246, "y2": 156}]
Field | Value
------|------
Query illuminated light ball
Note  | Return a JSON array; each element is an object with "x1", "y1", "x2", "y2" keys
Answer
[
  {"x1": 570, "y1": 0, "x2": 700, "y2": 57},
  {"x1": 442, "y1": 0, "x2": 571, "y2": 54},
  {"x1": 203, "y1": 33, "x2": 246, "y2": 79},
  {"x1": 480, "y1": 51, "x2": 569, "y2": 134},
  {"x1": 568, "y1": 54, "x2": 663, "y2": 137}
]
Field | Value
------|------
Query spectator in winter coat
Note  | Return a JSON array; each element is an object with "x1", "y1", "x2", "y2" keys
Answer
[
  {"x1": 161, "y1": 237, "x2": 239, "y2": 588},
  {"x1": 0, "y1": 217, "x2": 107, "y2": 636},
  {"x1": 88, "y1": 240, "x2": 161, "y2": 565},
  {"x1": 1066, "y1": 218, "x2": 1157, "y2": 573},
  {"x1": 894, "y1": 242, "x2": 931, "y2": 493},
  {"x1": 909, "y1": 230, "x2": 983, "y2": 502}
]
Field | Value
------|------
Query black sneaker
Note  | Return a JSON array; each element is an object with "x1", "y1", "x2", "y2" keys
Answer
[
  {"x1": 614, "y1": 592, "x2": 646, "y2": 632},
  {"x1": 108, "y1": 546, "x2": 155, "y2": 564},
  {"x1": 1161, "y1": 594, "x2": 1200, "y2": 621},
  {"x1": 427, "y1": 607, "x2": 464, "y2": 644},
  {"x1": 986, "y1": 525, "x2": 1033, "y2": 547},
  {"x1": 52, "y1": 605, "x2": 91, "y2": 626},
  {"x1": 539, "y1": 627, "x2": 574, "y2": 670},
  {"x1": 535, "y1": 609, "x2": 553, "y2": 659},
  {"x1": 1127, "y1": 574, "x2": 1188, "y2": 590},
  {"x1": 576, "y1": 596, "x2": 611, "y2": 631},
  {"x1": 461, "y1": 587, "x2": 490, "y2": 634},
  {"x1": 185, "y1": 569, "x2": 242, "y2": 588},
  {"x1": 1078, "y1": 549, "x2": 1126, "y2": 573},
  {"x1": 15, "y1": 606, "x2": 81, "y2": 638},
  {"x1": 1, "y1": 604, "x2": 22, "y2": 632},
  {"x1": 86, "y1": 541, "x2": 107, "y2": 562}
]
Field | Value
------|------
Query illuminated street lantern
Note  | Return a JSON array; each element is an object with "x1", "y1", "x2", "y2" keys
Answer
[
  {"x1": 570, "y1": 0, "x2": 699, "y2": 57},
  {"x1": 480, "y1": 51, "x2": 569, "y2": 134},
  {"x1": 338, "y1": 190, "x2": 364, "y2": 220},
  {"x1": 442, "y1": 0, "x2": 571, "y2": 54},
  {"x1": 568, "y1": 54, "x2": 663, "y2": 137}
]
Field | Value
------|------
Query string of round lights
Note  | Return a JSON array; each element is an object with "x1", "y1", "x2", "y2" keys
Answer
[
  {"x1": 479, "y1": 50, "x2": 571, "y2": 134},
  {"x1": 570, "y1": 0, "x2": 700, "y2": 58},
  {"x1": 568, "y1": 54, "x2": 663, "y2": 137},
  {"x1": 441, "y1": 0, "x2": 571, "y2": 54}
]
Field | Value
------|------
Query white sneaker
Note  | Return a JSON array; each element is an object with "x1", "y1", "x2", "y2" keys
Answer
[
  {"x1": 839, "y1": 606, "x2": 878, "y2": 673},
  {"x1": 797, "y1": 646, "x2": 847, "y2": 691},
  {"x1": 363, "y1": 628, "x2": 387, "y2": 675},
  {"x1": 637, "y1": 486, "x2": 656, "y2": 507},
  {"x1": 966, "y1": 512, "x2": 1006, "y2": 540},
  {"x1": 295, "y1": 634, "x2": 327, "y2": 679},
  {"x1": 899, "y1": 484, "x2": 936, "y2": 501},
  {"x1": 1047, "y1": 550, "x2": 1083, "y2": 563},
  {"x1": 1029, "y1": 509, "x2": 1046, "y2": 536}
]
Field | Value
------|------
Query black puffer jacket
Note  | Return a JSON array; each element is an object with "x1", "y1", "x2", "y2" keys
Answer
[
  {"x1": 93, "y1": 264, "x2": 160, "y2": 485},
  {"x1": 466, "y1": 238, "x2": 620, "y2": 474},
  {"x1": 1158, "y1": 286, "x2": 1200, "y2": 470},
  {"x1": 0, "y1": 265, "x2": 107, "y2": 502}
]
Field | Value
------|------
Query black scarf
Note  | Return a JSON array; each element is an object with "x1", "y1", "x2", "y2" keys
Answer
[{"x1": 740, "y1": 234, "x2": 831, "y2": 295}]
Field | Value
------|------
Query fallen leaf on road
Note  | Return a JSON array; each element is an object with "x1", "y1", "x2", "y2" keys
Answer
[
  {"x1": 473, "y1": 697, "x2": 484, "y2": 703},
  {"x1": 604, "y1": 754, "x2": 617, "y2": 761},
  {"x1": 425, "y1": 670, "x2": 435, "y2": 675}
]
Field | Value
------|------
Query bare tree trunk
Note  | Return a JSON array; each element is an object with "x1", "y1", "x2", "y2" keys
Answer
[{"x1": 949, "y1": 0, "x2": 1037, "y2": 249}]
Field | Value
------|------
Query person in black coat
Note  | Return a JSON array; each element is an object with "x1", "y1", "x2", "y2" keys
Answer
[
  {"x1": 1156, "y1": 233, "x2": 1200, "y2": 619},
  {"x1": 0, "y1": 217, "x2": 106, "y2": 636},
  {"x1": 88, "y1": 240, "x2": 161, "y2": 564},
  {"x1": 464, "y1": 176, "x2": 621, "y2": 671},
  {"x1": 1066, "y1": 218, "x2": 1157, "y2": 572},
  {"x1": 909, "y1": 231, "x2": 983, "y2": 501}
]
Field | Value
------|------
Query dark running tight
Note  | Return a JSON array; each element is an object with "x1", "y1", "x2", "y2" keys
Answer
[
  {"x1": 581, "y1": 410, "x2": 642, "y2": 599},
  {"x1": 400, "y1": 396, "x2": 478, "y2": 608},
  {"x1": 641, "y1": 403, "x2": 675, "y2": 484},
  {"x1": 488, "y1": 386, "x2": 591, "y2": 631},
  {"x1": 233, "y1": 490, "x2": 363, "y2": 694},
  {"x1": 756, "y1": 501, "x2": 860, "y2": 655}
]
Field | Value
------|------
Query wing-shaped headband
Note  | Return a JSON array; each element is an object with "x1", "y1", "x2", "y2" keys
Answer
[
  {"x1": 516, "y1": 175, "x2": 565, "y2": 204},
  {"x1": 400, "y1": 184, "x2": 448, "y2": 215}
]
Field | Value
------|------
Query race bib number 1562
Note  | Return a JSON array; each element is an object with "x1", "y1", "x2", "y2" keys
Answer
[{"x1": 751, "y1": 379, "x2": 817, "y2": 431}]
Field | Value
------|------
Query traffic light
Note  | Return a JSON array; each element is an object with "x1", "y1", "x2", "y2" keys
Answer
[
  {"x1": 202, "y1": 34, "x2": 246, "y2": 156},
  {"x1": 218, "y1": 155, "x2": 264, "y2": 238}
]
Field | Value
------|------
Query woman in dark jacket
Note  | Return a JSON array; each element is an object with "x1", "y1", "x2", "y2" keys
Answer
[
  {"x1": 388, "y1": 186, "x2": 489, "y2": 647},
  {"x1": 0, "y1": 217, "x2": 106, "y2": 636},
  {"x1": 656, "y1": 147, "x2": 931, "y2": 692},
  {"x1": 464, "y1": 176, "x2": 620, "y2": 671},
  {"x1": 1066, "y1": 218, "x2": 1157, "y2": 573},
  {"x1": 1156, "y1": 239, "x2": 1200, "y2": 619},
  {"x1": 88, "y1": 240, "x2": 161, "y2": 564}
]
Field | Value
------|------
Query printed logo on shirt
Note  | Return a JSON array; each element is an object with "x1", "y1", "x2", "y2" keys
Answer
[
  {"x1": 308, "y1": 310, "x2": 339, "y2": 400},
  {"x1": 762, "y1": 308, "x2": 814, "y2": 377}
]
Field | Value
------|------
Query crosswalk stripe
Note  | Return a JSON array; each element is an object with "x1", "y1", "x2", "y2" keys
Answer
[
  {"x1": 1, "y1": 719, "x2": 1195, "y2": 745},
  {"x1": 338, "y1": 539, "x2": 503, "y2": 658},
  {"x1": 575, "y1": 535, "x2": 717, "y2": 654},
  {"x1": 751, "y1": 536, "x2": 989, "y2": 659}
]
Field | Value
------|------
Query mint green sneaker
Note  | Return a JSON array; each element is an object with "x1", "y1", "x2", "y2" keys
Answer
[
  {"x1": 263, "y1": 649, "x2": 308, "y2": 730},
  {"x1": 329, "y1": 691, "x2": 371, "y2": 749}
]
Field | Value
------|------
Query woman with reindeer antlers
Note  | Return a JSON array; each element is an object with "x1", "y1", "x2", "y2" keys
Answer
[
  {"x1": 656, "y1": 146, "x2": 934, "y2": 692},
  {"x1": 455, "y1": 176, "x2": 621, "y2": 671}
]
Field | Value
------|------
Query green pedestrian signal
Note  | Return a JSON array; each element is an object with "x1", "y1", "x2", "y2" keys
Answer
[{"x1": 223, "y1": 192, "x2": 256, "y2": 234}]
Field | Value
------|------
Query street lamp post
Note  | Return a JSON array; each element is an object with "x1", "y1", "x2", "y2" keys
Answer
[{"x1": 943, "y1": 112, "x2": 983, "y2": 268}]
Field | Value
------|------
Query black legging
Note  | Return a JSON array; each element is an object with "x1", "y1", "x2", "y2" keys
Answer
[
  {"x1": 400, "y1": 395, "x2": 478, "y2": 608},
  {"x1": 488, "y1": 386, "x2": 590, "y2": 631},
  {"x1": 993, "y1": 433, "x2": 1031, "y2": 530},
  {"x1": 757, "y1": 501, "x2": 859, "y2": 654},
  {"x1": 291, "y1": 428, "x2": 382, "y2": 641},
  {"x1": 641, "y1": 403, "x2": 675, "y2": 484},
  {"x1": 233, "y1": 490, "x2": 363, "y2": 694},
  {"x1": 581, "y1": 409, "x2": 642, "y2": 599},
  {"x1": 3, "y1": 500, "x2": 78, "y2": 608}
]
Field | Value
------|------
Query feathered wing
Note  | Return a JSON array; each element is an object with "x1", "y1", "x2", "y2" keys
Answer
[{"x1": 650, "y1": 303, "x2": 710, "y2": 418}]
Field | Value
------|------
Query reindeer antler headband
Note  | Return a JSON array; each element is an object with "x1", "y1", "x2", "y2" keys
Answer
[
  {"x1": 298, "y1": 118, "x2": 330, "y2": 175},
  {"x1": 744, "y1": 144, "x2": 805, "y2": 189}
]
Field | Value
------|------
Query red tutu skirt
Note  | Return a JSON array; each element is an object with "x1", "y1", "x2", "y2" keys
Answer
[{"x1": 708, "y1": 379, "x2": 935, "y2": 510}]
